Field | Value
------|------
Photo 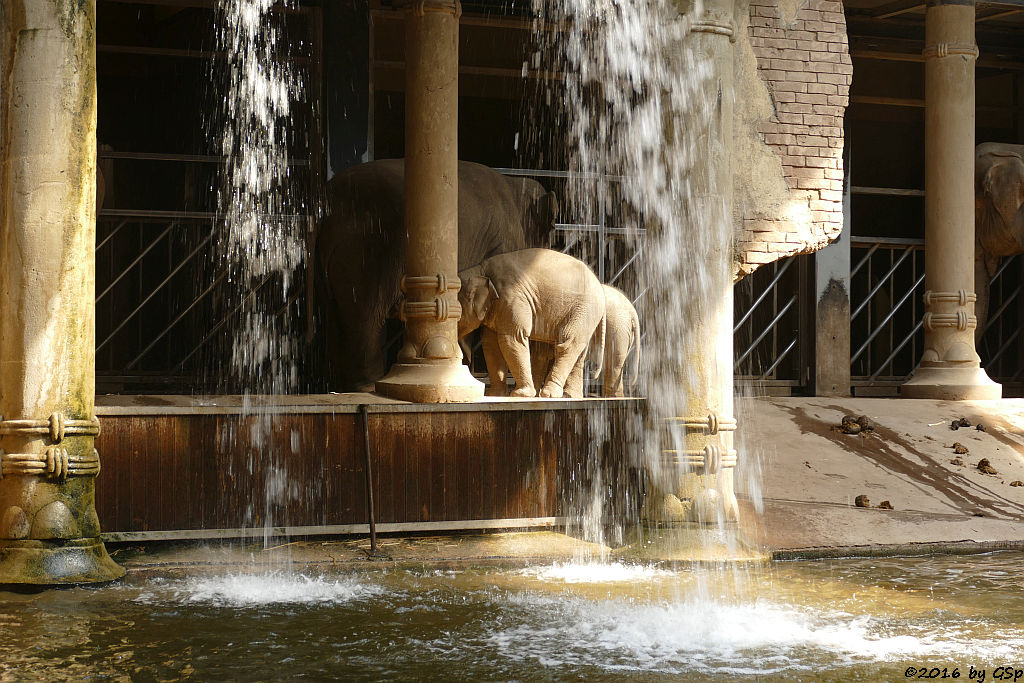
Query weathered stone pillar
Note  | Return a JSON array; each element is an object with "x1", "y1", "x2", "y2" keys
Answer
[
  {"x1": 903, "y1": 0, "x2": 1000, "y2": 400},
  {"x1": 375, "y1": 0, "x2": 484, "y2": 403},
  {"x1": 0, "y1": 0, "x2": 123, "y2": 584},
  {"x1": 650, "y1": 0, "x2": 740, "y2": 526}
]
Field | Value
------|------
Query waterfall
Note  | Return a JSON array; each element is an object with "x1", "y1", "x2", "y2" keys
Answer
[{"x1": 211, "y1": 0, "x2": 310, "y2": 546}]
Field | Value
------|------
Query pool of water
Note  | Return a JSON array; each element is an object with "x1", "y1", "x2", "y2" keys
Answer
[{"x1": 2, "y1": 552, "x2": 1023, "y2": 681}]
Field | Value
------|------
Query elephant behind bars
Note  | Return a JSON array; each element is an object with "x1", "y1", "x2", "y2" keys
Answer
[{"x1": 313, "y1": 159, "x2": 557, "y2": 391}]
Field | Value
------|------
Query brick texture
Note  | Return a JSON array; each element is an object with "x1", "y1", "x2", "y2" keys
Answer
[{"x1": 737, "y1": 0, "x2": 851, "y2": 278}]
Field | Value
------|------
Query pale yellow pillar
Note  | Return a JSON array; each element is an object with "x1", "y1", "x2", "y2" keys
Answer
[
  {"x1": 903, "y1": 0, "x2": 1000, "y2": 400},
  {"x1": 376, "y1": 0, "x2": 484, "y2": 403},
  {"x1": 0, "y1": 0, "x2": 123, "y2": 584}
]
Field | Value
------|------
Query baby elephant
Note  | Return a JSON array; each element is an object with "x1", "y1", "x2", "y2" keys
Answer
[
  {"x1": 458, "y1": 248, "x2": 605, "y2": 398},
  {"x1": 521, "y1": 284, "x2": 640, "y2": 398}
]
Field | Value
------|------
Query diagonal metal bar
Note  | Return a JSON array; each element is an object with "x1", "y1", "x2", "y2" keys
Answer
[
  {"x1": 97, "y1": 228, "x2": 215, "y2": 353},
  {"x1": 988, "y1": 253, "x2": 1021, "y2": 285},
  {"x1": 608, "y1": 247, "x2": 643, "y2": 287},
  {"x1": 850, "y1": 243, "x2": 880, "y2": 279},
  {"x1": 125, "y1": 269, "x2": 228, "y2": 371},
  {"x1": 869, "y1": 318, "x2": 923, "y2": 380},
  {"x1": 851, "y1": 271, "x2": 925, "y2": 364},
  {"x1": 96, "y1": 221, "x2": 177, "y2": 302},
  {"x1": 982, "y1": 281, "x2": 1022, "y2": 336},
  {"x1": 851, "y1": 245, "x2": 915, "y2": 321},
  {"x1": 734, "y1": 258, "x2": 794, "y2": 333},
  {"x1": 987, "y1": 327, "x2": 1021, "y2": 369},
  {"x1": 172, "y1": 272, "x2": 276, "y2": 372},
  {"x1": 759, "y1": 336, "x2": 798, "y2": 380},
  {"x1": 735, "y1": 295, "x2": 796, "y2": 368},
  {"x1": 96, "y1": 218, "x2": 131, "y2": 253}
]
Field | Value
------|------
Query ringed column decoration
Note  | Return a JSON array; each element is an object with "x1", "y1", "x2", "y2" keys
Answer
[
  {"x1": 375, "y1": 0, "x2": 484, "y2": 403},
  {"x1": 0, "y1": 0, "x2": 124, "y2": 584},
  {"x1": 903, "y1": 0, "x2": 1000, "y2": 400}
]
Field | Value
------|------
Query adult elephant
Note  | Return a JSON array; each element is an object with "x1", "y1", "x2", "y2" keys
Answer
[
  {"x1": 975, "y1": 142, "x2": 1024, "y2": 343},
  {"x1": 314, "y1": 159, "x2": 557, "y2": 391}
]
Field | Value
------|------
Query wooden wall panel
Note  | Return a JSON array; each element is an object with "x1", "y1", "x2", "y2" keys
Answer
[{"x1": 94, "y1": 402, "x2": 641, "y2": 534}]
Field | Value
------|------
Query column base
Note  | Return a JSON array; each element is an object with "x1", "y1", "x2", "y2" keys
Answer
[
  {"x1": 375, "y1": 361, "x2": 484, "y2": 403},
  {"x1": 0, "y1": 538, "x2": 125, "y2": 588},
  {"x1": 902, "y1": 363, "x2": 1001, "y2": 400}
]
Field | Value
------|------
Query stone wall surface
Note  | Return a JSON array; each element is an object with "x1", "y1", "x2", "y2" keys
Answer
[{"x1": 732, "y1": 0, "x2": 851, "y2": 279}]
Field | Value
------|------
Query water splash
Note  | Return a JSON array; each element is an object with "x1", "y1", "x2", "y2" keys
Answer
[{"x1": 160, "y1": 572, "x2": 385, "y2": 607}]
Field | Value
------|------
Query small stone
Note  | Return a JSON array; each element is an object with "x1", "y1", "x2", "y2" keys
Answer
[
  {"x1": 1010, "y1": 480, "x2": 1023, "y2": 487},
  {"x1": 977, "y1": 458, "x2": 998, "y2": 475},
  {"x1": 877, "y1": 500, "x2": 894, "y2": 510},
  {"x1": 953, "y1": 442, "x2": 969, "y2": 455},
  {"x1": 854, "y1": 494, "x2": 870, "y2": 508},
  {"x1": 950, "y1": 458, "x2": 964, "y2": 466},
  {"x1": 976, "y1": 423, "x2": 986, "y2": 432},
  {"x1": 956, "y1": 417, "x2": 971, "y2": 428},
  {"x1": 950, "y1": 421, "x2": 960, "y2": 431},
  {"x1": 973, "y1": 511, "x2": 986, "y2": 517}
]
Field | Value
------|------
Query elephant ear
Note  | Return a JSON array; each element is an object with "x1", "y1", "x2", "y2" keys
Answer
[{"x1": 469, "y1": 275, "x2": 498, "y2": 322}]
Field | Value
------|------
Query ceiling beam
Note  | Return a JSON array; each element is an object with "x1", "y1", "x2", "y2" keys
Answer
[{"x1": 872, "y1": 0, "x2": 926, "y2": 20}]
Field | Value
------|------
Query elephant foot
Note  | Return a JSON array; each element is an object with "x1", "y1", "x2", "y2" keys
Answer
[
  {"x1": 511, "y1": 386, "x2": 536, "y2": 398},
  {"x1": 538, "y1": 383, "x2": 563, "y2": 398}
]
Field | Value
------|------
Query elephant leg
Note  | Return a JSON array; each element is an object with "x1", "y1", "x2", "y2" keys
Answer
[
  {"x1": 563, "y1": 352, "x2": 585, "y2": 398},
  {"x1": 602, "y1": 352, "x2": 626, "y2": 397},
  {"x1": 481, "y1": 328, "x2": 509, "y2": 396},
  {"x1": 541, "y1": 340, "x2": 587, "y2": 398},
  {"x1": 530, "y1": 342, "x2": 553, "y2": 394},
  {"x1": 497, "y1": 332, "x2": 536, "y2": 398}
]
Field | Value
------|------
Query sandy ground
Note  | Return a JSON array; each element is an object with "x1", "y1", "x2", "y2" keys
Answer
[{"x1": 738, "y1": 397, "x2": 1024, "y2": 555}]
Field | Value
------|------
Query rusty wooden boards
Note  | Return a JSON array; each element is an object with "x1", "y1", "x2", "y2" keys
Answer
[{"x1": 93, "y1": 397, "x2": 643, "y2": 536}]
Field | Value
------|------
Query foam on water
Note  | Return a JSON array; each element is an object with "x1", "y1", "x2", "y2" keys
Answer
[
  {"x1": 161, "y1": 572, "x2": 385, "y2": 607},
  {"x1": 488, "y1": 592, "x2": 1024, "y2": 675},
  {"x1": 519, "y1": 561, "x2": 675, "y2": 583}
]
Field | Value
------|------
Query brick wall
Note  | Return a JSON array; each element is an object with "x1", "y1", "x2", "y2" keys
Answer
[{"x1": 736, "y1": 0, "x2": 851, "y2": 278}]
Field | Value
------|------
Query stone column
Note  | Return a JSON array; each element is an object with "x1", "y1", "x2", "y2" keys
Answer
[
  {"x1": 903, "y1": 0, "x2": 1000, "y2": 400},
  {"x1": 0, "y1": 0, "x2": 123, "y2": 584},
  {"x1": 650, "y1": 0, "x2": 740, "y2": 526},
  {"x1": 375, "y1": 0, "x2": 484, "y2": 403}
]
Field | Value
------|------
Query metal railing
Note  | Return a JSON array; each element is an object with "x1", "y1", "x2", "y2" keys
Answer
[
  {"x1": 849, "y1": 237, "x2": 927, "y2": 385},
  {"x1": 734, "y1": 255, "x2": 809, "y2": 387},
  {"x1": 978, "y1": 253, "x2": 1024, "y2": 388}
]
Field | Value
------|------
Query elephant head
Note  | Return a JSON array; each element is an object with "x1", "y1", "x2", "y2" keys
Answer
[
  {"x1": 974, "y1": 142, "x2": 1024, "y2": 344},
  {"x1": 457, "y1": 266, "x2": 499, "y2": 339},
  {"x1": 976, "y1": 142, "x2": 1024, "y2": 258},
  {"x1": 503, "y1": 176, "x2": 559, "y2": 248}
]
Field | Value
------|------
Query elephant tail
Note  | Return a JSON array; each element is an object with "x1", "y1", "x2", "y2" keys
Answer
[
  {"x1": 629, "y1": 312, "x2": 641, "y2": 393},
  {"x1": 591, "y1": 312, "x2": 606, "y2": 380}
]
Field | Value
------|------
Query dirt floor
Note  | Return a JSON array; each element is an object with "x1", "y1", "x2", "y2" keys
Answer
[{"x1": 738, "y1": 397, "x2": 1024, "y2": 556}]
